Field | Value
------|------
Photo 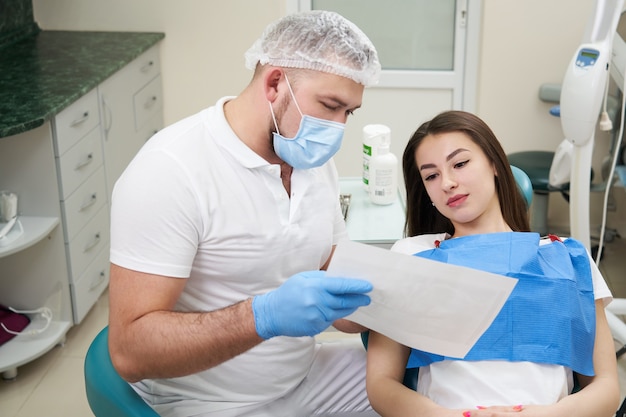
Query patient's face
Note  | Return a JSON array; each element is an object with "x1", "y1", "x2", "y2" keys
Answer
[{"x1": 415, "y1": 131, "x2": 504, "y2": 236}]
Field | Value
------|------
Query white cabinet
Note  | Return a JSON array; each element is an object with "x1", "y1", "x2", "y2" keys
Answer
[
  {"x1": 52, "y1": 89, "x2": 110, "y2": 324},
  {"x1": 49, "y1": 46, "x2": 164, "y2": 325},
  {"x1": 99, "y1": 45, "x2": 164, "y2": 198},
  {"x1": 0, "y1": 42, "x2": 164, "y2": 376},
  {"x1": 0, "y1": 123, "x2": 73, "y2": 379}
]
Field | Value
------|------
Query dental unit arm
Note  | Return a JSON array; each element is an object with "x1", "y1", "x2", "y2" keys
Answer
[{"x1": 557, "y1": 0, "x2": 624, "y2": 251}]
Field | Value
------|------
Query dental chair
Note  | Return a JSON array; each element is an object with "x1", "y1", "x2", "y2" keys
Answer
[
  {"x1": 507, "y1": 83, "x2": 620, "y2": 243},
  {"x1": 507, "y1": 150, "x2": 571, "y2": 236},
  {"x1": 84, "y1": 326, "x2": 160, "y2": 417},
  {"x1": 511, "y1": 165, "x2": 534, "y2": 208}
]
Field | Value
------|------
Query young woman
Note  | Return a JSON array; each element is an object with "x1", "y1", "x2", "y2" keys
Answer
[{"x1": 366, "y1": 110, "x2": 619, "y2": 417}]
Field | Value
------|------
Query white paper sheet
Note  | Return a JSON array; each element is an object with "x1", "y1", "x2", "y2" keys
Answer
[{"x1": 327, "y1": 240, "x2": 518, "y2": 358}]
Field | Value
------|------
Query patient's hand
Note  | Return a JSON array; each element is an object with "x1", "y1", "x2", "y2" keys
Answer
[
  {"x1": 463, "y1": 404, "x2": 577, "y2": 417},
  {"x1": 462, "y1": 404, "x2": 524, "y2": 417}
]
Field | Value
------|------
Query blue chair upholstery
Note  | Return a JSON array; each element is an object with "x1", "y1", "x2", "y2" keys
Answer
[
  {"x1": 510, "y1": 165, "x2": 533, "y2": 208},
  {"x1": 507, "y1": 153, "x2": 561, "y2": 235},
  {"x1": 84, "y1": 326, "x2": 160, "y2": 417}
]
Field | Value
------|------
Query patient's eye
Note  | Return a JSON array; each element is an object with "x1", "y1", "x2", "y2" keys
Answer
[
  {"x1": 423, "y1": 172, "x2": 438, "y2": 182},
  {"x1": 454, "y1": 160, "x2": 469, "y2": 169}
]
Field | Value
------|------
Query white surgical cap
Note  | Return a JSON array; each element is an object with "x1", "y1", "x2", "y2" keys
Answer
[{"x1": 245, "y1": 10, "x2": 381, "y2": 86}]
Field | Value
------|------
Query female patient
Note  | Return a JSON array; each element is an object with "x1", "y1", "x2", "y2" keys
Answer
[{"x1": 366, "y1": 110, "x2": 619, "y2": 417}]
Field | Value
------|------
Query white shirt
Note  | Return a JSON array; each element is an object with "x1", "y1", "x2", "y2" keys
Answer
[
  {"x1": 391, "y1": 233, "x2": 612, "y2": 408},
  {"x1": 110, "y1": 97, "x2": 348, "y2": 416}
]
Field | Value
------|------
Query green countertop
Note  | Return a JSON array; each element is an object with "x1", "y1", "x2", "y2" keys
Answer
[{"x1": 0, "y1": 30, "x2": 165, "y2": 138}]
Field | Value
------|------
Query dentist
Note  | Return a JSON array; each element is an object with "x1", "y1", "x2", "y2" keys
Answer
[{"x1": 108, "y1": 10, "x2": 381, "y2": 417}]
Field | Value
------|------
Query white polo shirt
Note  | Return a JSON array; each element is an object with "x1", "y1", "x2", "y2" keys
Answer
[{"x1": 110, "y1": 96, "x2": 348, "y2": 416}]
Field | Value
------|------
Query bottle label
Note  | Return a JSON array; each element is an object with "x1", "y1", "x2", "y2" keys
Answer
[
  {"x1": 363, "y1": 144, "x2": 373, "y2": 186},
  {"x1": 373, "y1": 189, "x2": 387, "y2": 197},
  {"x1": 373, "y1": 168, "x2": 394, "y2": 186}
]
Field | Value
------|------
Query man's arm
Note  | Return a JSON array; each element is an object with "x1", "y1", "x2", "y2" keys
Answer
[
  {"x1": 108, "y1": 262, "x2": 373, "y2": 382},
  {"x1": 108, "y1": 263, "x2": 263, "y2": 382}
]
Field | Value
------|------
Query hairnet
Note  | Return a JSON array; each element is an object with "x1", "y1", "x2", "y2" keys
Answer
[{"x1": 245, "y1": 10, "x2": 381, "y2": 86}]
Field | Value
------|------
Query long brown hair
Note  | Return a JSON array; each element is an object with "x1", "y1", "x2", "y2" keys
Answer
[{"x1": 403, "y1": 110, "x2": 530, "y2": 237}]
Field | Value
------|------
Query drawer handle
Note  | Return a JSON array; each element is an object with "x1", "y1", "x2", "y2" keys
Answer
[
  {"x1": 74, "y1": 153, "x2": 94, "y2": 171},
  {"x1": 101, "y1": 97, "x2": 112, "y2": 140},
  {"x1": 144, "y1": 96, "x2": 158, "y2": 109},
  {"x1": 84, "y1": 233, "x2": 101, "y2": 253},
  {"x1": 140, "y1": 60, "x2": 154, "y2": 73},
  {"x1": 89, "y1": 271, "x2": 106, "y2": 291},
  {"x1": 70, "y1": 111, "x2": 90, "y2": 127},
  {"x1": 79, "y1": 193, "x2": 97, "y2": 211}
]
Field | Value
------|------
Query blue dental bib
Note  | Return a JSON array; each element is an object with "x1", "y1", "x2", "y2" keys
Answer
[{"x1": 407, "y1": 232, "x2": 596, "y2": 376}]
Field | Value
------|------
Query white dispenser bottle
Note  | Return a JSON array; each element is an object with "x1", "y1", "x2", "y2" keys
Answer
[
  {"x1": 362, "y1": 124, "x2": 391, "y2": 191},
  {"x1": 369, "y1": 140, "x2": 398, "y2": 205}
]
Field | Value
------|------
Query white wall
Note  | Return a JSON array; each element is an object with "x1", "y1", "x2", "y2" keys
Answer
[
  {"x1": 475, "y1": 0, "x2": 617, "y2": 233},
  {"x1": 33, "y1": 0, "x2": 624, "y2": 234},
  {"x1": 33, "y1": 0, "x2": 594, "y2": 152},
  {"x1": 33, "y1": 0, "x2": 286, "y2": 124},
  {"x1": 478, "y1": 0, "x2": 594, "y2": 153}
]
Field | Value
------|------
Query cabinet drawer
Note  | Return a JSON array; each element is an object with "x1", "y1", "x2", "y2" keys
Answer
[
  {"x1": 138, "y1": 112, "x2": 164, "y2": 144},
  {"x1": 62, "y1": 167, "x2": 107, "y2": 241},
  {"x1": 66, "y1": 205, "x2": 109, "y2": 281},
  {"x1": 120, "y1": 45, "x2": 161, "y2": 93},
  {"x1": 57, "y1": 126, "x2": 104, "y2": 200},
  {"x1": 133, "y1": 74, "x2": 163, "y2": 131},
  {"x1": 70, "y1": 246, "x2": 109, "y2": 323},
  {"x1": 54, "y1": 89, "x2": 100, "y2": 156}
]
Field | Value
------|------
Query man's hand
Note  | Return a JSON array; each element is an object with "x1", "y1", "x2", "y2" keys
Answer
[{"x1": 252, "y1": 271, "x2": 372, "y2": 339}]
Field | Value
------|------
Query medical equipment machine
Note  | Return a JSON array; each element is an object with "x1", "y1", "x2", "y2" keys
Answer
[{"x1": 554, "y1": 0, "x2": 624, "y2": 252}]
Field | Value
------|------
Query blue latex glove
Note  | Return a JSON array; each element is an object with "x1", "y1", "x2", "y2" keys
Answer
[{"x1": 252, "y1": 271, "x2": 373, "y2": 339}]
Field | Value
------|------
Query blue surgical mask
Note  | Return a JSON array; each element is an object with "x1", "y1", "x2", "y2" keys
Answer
[{"x1": 269, "y1": 75, "x2": 345, "y2": 169}]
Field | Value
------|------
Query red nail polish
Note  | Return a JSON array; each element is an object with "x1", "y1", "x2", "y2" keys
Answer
[
  {"x1": 513, "y1": 405, "x2": 523, "y2": 411},
  {"x1": 463, "y1": 412, "x2": 472, "y2": 417}
]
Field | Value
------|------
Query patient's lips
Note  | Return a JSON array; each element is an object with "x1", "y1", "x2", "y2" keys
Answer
[{"x1": 447, "y1": 194, "x2": 467, "y2": 207}]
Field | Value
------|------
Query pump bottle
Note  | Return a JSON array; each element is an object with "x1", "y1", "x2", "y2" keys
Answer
[
  {"x1": 368, "y1": 140, "x2": 398, "y2": 205},
  {"x1": 362, "y1": 124, "x2": 391, "y2": 191}
]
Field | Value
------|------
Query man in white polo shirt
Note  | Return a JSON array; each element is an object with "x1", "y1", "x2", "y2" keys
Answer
[{"x1": 108, "y1": 10, "x2": 382, "y2": 417}]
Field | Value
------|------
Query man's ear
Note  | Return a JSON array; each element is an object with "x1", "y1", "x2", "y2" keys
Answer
[{"x1": 264, "y1": 67, "x2": 284, "y2": 102}]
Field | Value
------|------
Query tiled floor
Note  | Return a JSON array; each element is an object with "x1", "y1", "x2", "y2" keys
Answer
[{"x1": 1, "y1": 236, "x2": 626, "y2": 417}]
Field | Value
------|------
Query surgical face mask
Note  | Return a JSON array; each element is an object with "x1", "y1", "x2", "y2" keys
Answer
[{"x1": 269, "y1": 75, "x2": 345, "y2": 169}]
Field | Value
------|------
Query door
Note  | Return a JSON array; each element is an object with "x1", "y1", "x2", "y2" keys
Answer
[{"x1": 287, "y1": 0, "x2": 481, "y2": 179}]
